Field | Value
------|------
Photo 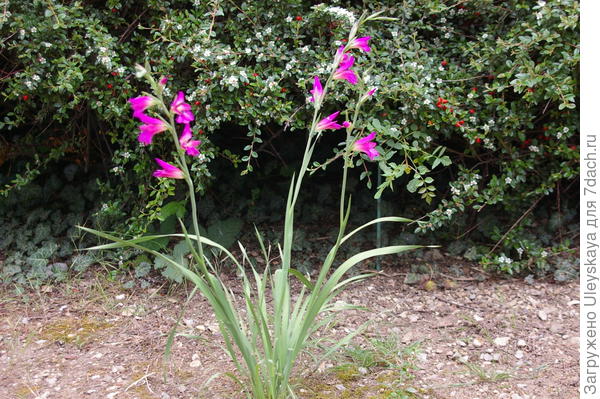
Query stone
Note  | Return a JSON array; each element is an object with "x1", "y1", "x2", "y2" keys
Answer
[
  {"x1": 549, "y1": 322, "x2": 563, "y2": 333},
  {"x1": 538, "y1": 310, "x2": 548, "y2": 321},
  {"x1": 494, "y1": 337, "x2": 510, "y2": 346},
  {"x1": 402, "y1": 330, "x2": 417, "y2": 343}
]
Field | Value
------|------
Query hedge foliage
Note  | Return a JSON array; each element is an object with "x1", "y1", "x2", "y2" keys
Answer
[{"x1": 0, "y1": 0, "x2": 579, "y2": 280}]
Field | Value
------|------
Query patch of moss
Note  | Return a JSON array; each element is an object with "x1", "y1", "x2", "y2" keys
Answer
[
  {"x1": 39, "y1": 316, "x2": 112, "y2": 347},
  {"x1": 13, "y1": 385, "x2": 39, "y2": 398},
  {"x1": 305, "y1": 383, "x2": 396, "y2": 399},
  {"x1": 129, "y1": 384, "x2": 156, "y2": 399},
  {"x1": 332, "y1": 364, "x2": 361, "y2": 383}
]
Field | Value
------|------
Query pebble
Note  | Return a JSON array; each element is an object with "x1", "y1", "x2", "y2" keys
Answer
[
  {"x1": 472, "y1": 338, "x2": 483, "y2": 347},
  {"x1": 517, "y1": 339, "x2": 527, "y2": 347},
  {"x1": 494, "y1": 337, "x2": 510, "y2": 346},
  {"x1": 111, "y1": 365, "x2": 125, "y2": 373},
  {"x1": 549, "y1": 322, "x2": 563, "y2": 333},
  {"x1": 183, "y1": 319, "x2": 195, "y2": 327},
  {"x1": 515, "y1": 350, "x2": 524, "y2": 359},
  {"x1": 402, "y1": 330, "x2": 417, "y2": 343},
  {"x1": 567, "y1": 336, "x2": 579, "y2": 346},
  {"x1": 538, "y1": 310, "x2": 548, "y2": 321}
]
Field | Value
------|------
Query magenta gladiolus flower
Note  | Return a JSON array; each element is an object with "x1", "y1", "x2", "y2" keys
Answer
[
  {"x1": 152, "y1": 158, "x2": 184, "y2": 179},
  {"x1": 338, "y1": 53, "x2": 354, "y2": 70},
  {"x1": 170, "y1": 91, "x2": 195, "y2": 124},
  {"x1": 137, "y1": 113, "x2": 169, "y2": 145},
  {"x1": 159, "y1": 76, "x2": 168, "y2": 87},
  {"x1": 333, "y1": 54, "x2": 358, "y2": 85},
  {"x1": 367, "y1": 88, "x2": 377, "y2": 96},
  {"x1": 129, "y1": 96, "x2": 156, "y2": 117},
  {"x1": 353, "y1": 132, "x2": 379, "y2": 160},
  {"x1": 315, "y1": 111, "x2": 349, "y2": 131},
  {"x1": 309, "y1": 76, "x2": 324, "y2": 103},
  {"x1": 348, "y1": 36, "x2": 371, "y2": 53},
  {"x1": 179, "y1": 124, "x2": 201, "y2": 156}
]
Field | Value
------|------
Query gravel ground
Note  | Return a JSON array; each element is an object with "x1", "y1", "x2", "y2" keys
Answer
[{"x1": 0, "y1": 259, "x2": 579, "y2": 399}]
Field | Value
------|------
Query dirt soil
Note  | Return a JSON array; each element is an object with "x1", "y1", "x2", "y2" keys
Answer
[{"x1": 0, "y1": 259, "x2": 579, "y2": 399}]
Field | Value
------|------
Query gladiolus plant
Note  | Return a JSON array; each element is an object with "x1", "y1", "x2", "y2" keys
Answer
[{"x1": 80, "y1": 11, "x2": 422, "y2": 399}]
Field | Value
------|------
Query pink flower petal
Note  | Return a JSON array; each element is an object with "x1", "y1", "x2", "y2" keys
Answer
[
  {"x1": 353, "y1": 132, "x2": 379, "y2": 160},
  {"x1": 153, "y1": 158, "x2": 184, "y2": 179},
  {"x1": 333, "y1": 69, "x2": 358, "y2": 85},
  {"x1": 349, "y1": 36, "x2": 371, "y2": 53},
  {"x1": 309, "y1": 76, "x2": 323, "y2": 103},
  {"x1": 137, "y1": 115, "x2": 168, "y2": 145},
  {"x1": 338, "y1": 54, "x2": 355, "y2": 70},
  {"x1": 129, "y1": 96, "x2": 155, "y2": 117},
  {"x1": 170, "y1": 91, "x2": 195, "y2": 123},
  {"x1": 316, "y1": 111, "x2": 348, "y2": 131},
  {"x1": 179, "y1": 124, "x2": 201, "y2": 157}
]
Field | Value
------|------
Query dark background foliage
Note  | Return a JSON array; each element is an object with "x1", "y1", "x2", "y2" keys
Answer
[{"x1": 0, "y1": 0, "x2": 579, "y2": 285}]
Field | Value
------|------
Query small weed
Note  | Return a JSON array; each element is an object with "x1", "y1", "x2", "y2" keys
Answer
[
  {"x1": 462, "y1": 361, "x2": 512, "y2": 383},
  {"x1": 342, "y1": 335, "x2": 420, "y2": 374},
  {"x1": 301, "y1": 335, "x2": 424, "y2": 398}
]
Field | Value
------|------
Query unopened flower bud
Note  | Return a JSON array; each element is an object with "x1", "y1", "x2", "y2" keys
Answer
[{"x1": 134, "y1": 64, "x2": 147, "y2": 78}]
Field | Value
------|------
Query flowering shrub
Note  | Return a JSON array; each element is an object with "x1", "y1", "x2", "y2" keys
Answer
[
  {"x1": 81, "y1": 14, "x2": 422, "y2": 398},
  {"x1": 0, "y1": 0, "x2": 579, "y2": 276}
]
